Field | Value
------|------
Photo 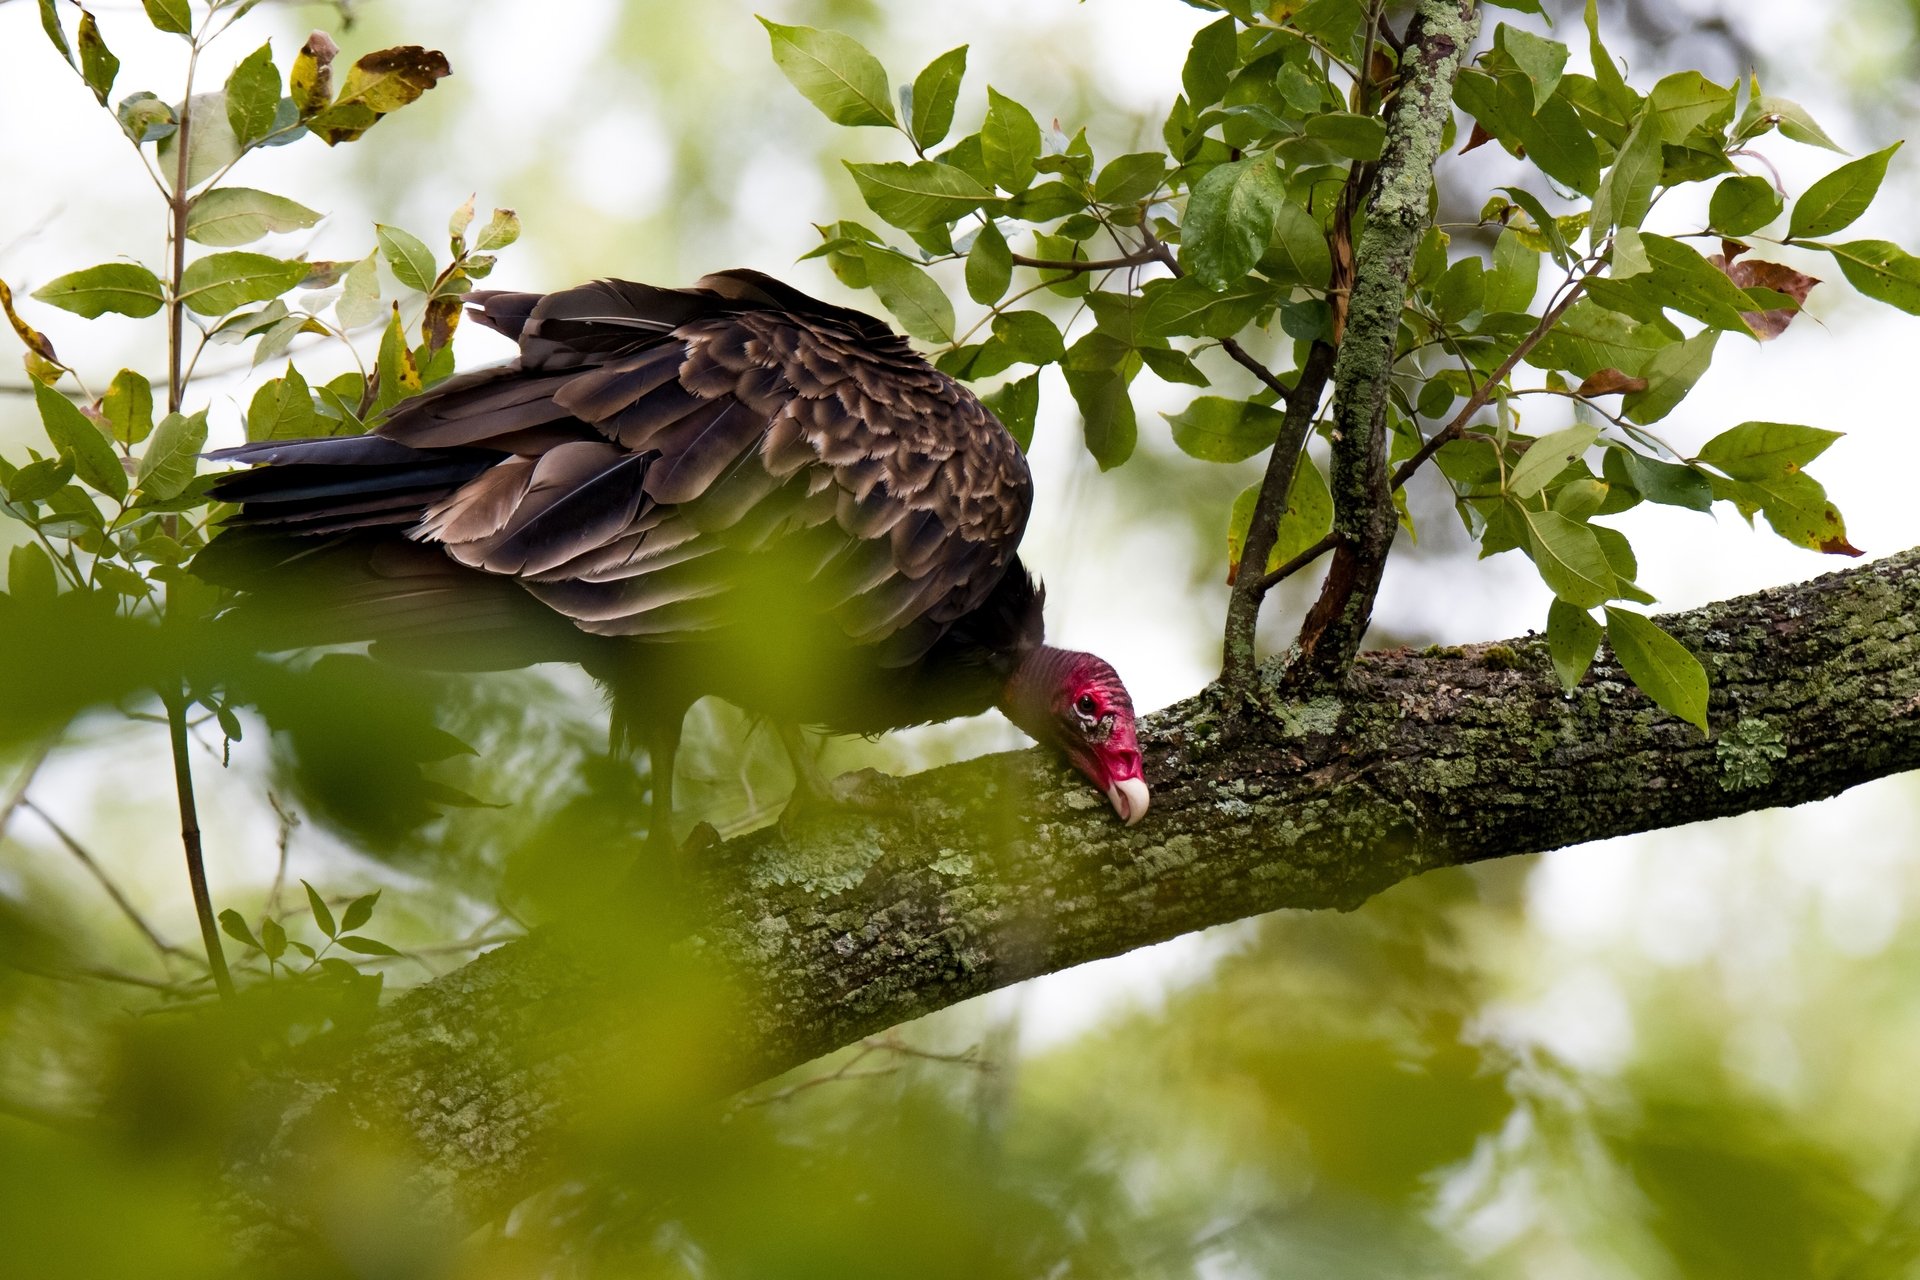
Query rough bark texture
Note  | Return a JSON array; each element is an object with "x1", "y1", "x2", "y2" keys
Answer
[
  {"x1": 1298, "y1": 0, "x2": 1480, "y2": 677},
  {"x1": 221, "y1": 547, "x2": 1920, "y2": 1241}
]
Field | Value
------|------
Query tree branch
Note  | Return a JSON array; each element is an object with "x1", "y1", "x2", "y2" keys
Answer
[
  {"x1": 1293, "y1": 0, "x2": 1479, "y2": 681},
  {"x1": 225, "y1": 546, "x2": 1920, "y2": 1246}
]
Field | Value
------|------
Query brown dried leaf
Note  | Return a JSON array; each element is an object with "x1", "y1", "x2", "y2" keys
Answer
[
  {"x1": 308, "y1": 45, "x2": 450, "y2": 145},
  {"x1": 423, "y1": 294, "x2": 461, "y2": 355},
  {"x1": 1711, "y1": 254, "x2": 1822, "y2": 341},
  {"x1": 289, "y1": 30, "x2": 338, "y2": 117},
  {"x1": 1463, "y1": 120, "x2": 1493, "y2": 154},
  {"x1": 0, "y1": 278, "x2": 59, "y2": 366},
  {"x1": 1576, "y1": 368, "x2": 1648, "y2": 397}
]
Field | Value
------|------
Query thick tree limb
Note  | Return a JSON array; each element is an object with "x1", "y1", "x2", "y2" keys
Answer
[
  {"x1": 1297, "y1": 0, "x2": 1479, "y2": 679},
  {"x1": 224, "y1": 547, "x2": 1920, "y2": 1244}
]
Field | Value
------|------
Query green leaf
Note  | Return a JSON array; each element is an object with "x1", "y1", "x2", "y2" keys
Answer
[
  {"x1": 375, "y1": 224, "x2": 436, "y2": 293},
  {"x1": 337, "y1": 935, "x2": 402, "y2": 957},
  {"x1": 179, "y1": 252, "x2": 309, "y2": 316},
  {"x1": 7, "y1": 542, "x2": 57, "y2": 602},
  {"x1": 909, "y1": 45, "x2": 966, "y2": 147},
  {"x1": 1696, "y1": 421, "x2": 1840, "y2": 480},
  {"x1": 302, "y1": 879, "x2": 337, "y2": 938},
  {"x1": 1602, "y1": 444, "x2": 1712, "y2": 511},
  {"x1": 1547, "y1": 599, "x2": 1602, "y2": 690},
  {"x1": 1259, "y1": 199, "x2": 1332, "y2": 289},
  {"x1": 983, "y1": 371, "x2": 1039, "y2": 451},
  {"x1": 1305, "y1": 112, "x2": 1386, "y2": 160},
  {"x1": 341, "y1": 891, "x2": 381, "y2": 933},
  {"x1": 140, "y1": 0, "x2": 191, "y2": 36},
  {"x1": 1182, "y1": 16, "x2": 1237, "y2": 108},
  {"x1": 1519, "y1": 505, "x2": 1617, "y2": 608},
  {"x1": 35, "y1": 382, "x2": 124, "y2": 501},
  {"x1": 1584, "y1": 0, "x2": 1635, "y2": 113},
  {"x1": 1507, "y1": 425, "x2": 1599, "y2": 499},
  {"x1": 247, "y1": 367, "x2": 317, "y2": 442},
  {"x1": 261, "y1": 918, "x2": 288, "y2": 961},
  {"x1": 758, "y1": 18, "x2": 895, "y2": 128},
  {"x1": 115, "y1": 91, "x2": 177, "y2": 145},
  {"x1": 1226, "y1": 456, "x2": 1332, "y2": 582},
  {"x1": 217, "y1": 909, "x2": 260, "y2": 951},
  {"x1": 965, "y1": 222, "x2": 1011, "y2": 304},
  {"x1": 1433, "y1": 257, "x2": 1485, "y2": 325},
  {"x1": 846, "y1": 160, "x2": 995, "y2": 231},
  {"x1": 1454, "y1": 68, "x2": 1602, "y2": 194},
  {"x1": 1586, "y1": 233, "x2": 1756, "y2": 334},
  {"x1": 1062, "y1": 333, "x2": 1138, "y2": 470},
  {"x1": 102, "y1": 370, "x2": 154, "y2": 447},
  {"x1": 1165, "y1": 397, "x2": 1284, "y2": 463},
  {"x1": 38, "y1": 0, "x2": 73, "y2": 64},
  {"x1": 1644, "y1": 71, "x2": 1735, "y2": 144},
  {"x1": 1817, "y1": 239, "x2": 1920, "y2": 313},
  {"x1": 1497, "y1": 25, "x2": 1569, "y2": 112},
  {"x1": 186, "y1": 188, "x2": 322, "y2": 247},
  {"x1": 1181, "y1": 154, "x2": 1286, "y2": 288},
  {"x1": 76, "y1": 11, "x2": 120, "y2": 106},
  {"x1": 225, "y1": 42, "x2": 280, "y2": 146},
  {"x1": 474, "y1": 208, "x2": 520, "y2": 252},
  {"x1": 1622, "y1": 329, "x2": 1718, "y2": 424},
  {"x1": 31, "y1": 263, "x2": 164, "y2": 319},
  {"x1": 135, "y1": 410, "x2": 206, "y2": 500},
  {"x1": 856, "y1": 250, "x2": 954, "y2": 344},
  {"x1": 1788, "y1": 143, "x2": 1902, "y2": 240},
  {"x1": 981, "y1": 87, "x2": 1041, "y2": 192},
  {"x1": 337, "y1": 253, "x2": 382, "y2": 329},
  {"x1": 5, "y1": 456, "x2": 72, "y2": 505},
  {"x1": 1604, "y1": 606, "x2": 1709, "y2": 732},
  {"x1": 989, "y1": 310, "x2": 1065, "y2": 364},
  {"x1": 156, "y1": 91, "x2": 241, "y2": 189},
  {"x1": 1592, "y1": 111, "x2": 1660, "y2": 234},
  {"x1": 307, "y1": 45, "x2": 451, "y2": 145},
  {"x1": 1138, "y1": 277, "x2": 1273, "y2": 340},
  {"x1": 1485, "y1": 229, "x2": 1541, "y2": 312},
  {"x1": 1094, "y1": 152, "x2": 1167, "y2": 205},
  {"x1": 1708, "y1": 175, "x2": 1783, "y2": 237},
  {"x1": 1712, "y1": 470, "x2": 1859, "y2": 555},
  {"x1": 373, "y1": 305, "x2": 422, "y2": 414}
]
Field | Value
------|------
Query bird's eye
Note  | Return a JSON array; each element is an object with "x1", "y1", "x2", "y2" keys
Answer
[{"x1": 1074, "y1": 693, "x2": 1097, "y2": 718}]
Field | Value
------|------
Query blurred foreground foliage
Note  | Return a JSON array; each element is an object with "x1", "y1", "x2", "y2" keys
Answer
[{"x1": 2, "y1": 0, "x2": 1920, "y2": 1277}]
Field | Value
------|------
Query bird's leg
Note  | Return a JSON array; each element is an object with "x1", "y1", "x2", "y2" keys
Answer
[
  {"x1": 776, "y1": 722, "x2": 899, "y2": 836},
  {"x1": 645, "y1": 717, "x2": 681, "y2": 862}
]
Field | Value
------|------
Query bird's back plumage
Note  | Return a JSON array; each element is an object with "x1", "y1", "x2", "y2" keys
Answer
[{"x1": 202, "y1": 270, "x2": 1041, "y2": 733}]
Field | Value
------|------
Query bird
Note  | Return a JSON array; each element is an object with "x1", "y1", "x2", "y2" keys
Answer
[{"x1": 199, "y1": 269, "x2": 1149, "y2": 852}]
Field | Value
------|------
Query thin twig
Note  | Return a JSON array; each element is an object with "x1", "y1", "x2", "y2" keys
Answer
[
  {"x1": 0, "y1": 737, "x2": 55, "y2": 839},
  {"x1": 1007, "y1": 249, "x2": 1160, "y2": 273},
  {"x1": 1389, "y1": 252, "x2": 1606, "y2": 491},
  {"x1": 20, "y1": 798, "x2": 182, "y2": 959}
]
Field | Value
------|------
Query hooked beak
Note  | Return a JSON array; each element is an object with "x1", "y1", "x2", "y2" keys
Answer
[{"x1": 1105, "y1": 775, "x2": 1150, "y2": 826}]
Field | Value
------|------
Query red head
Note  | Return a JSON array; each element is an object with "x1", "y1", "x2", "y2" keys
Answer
[{"x1": 1000, "y1": 646, "x2": 1149, "y2": 826}]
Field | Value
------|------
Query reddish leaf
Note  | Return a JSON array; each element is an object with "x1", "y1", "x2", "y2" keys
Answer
[
  {"x1": 1576, "y1": 368, "x2": 1648, "y2": 397},
  {"x1": 1710, "y1": 254, "x2": 1821, "y2": 341},
  {"x1": 1463, "y1": 121, "x2": 1494, "y2": 154}
]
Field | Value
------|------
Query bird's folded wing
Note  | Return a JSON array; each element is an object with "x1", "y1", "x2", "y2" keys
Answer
[{"x1": 379, "y1": 273, "x2": 1033, "y2": 663}]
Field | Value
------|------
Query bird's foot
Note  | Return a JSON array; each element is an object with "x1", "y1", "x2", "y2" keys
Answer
[{"x1": 778, "y1": 767, "x2": 902, "y2": 841}]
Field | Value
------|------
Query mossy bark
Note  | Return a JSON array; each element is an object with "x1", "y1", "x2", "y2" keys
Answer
[
  {"x1": 1296, "y1": 0, "x2": 1480, "y2": 676},
  {"x1": 227, "y1": 548, "x2": 1920, "y2": 1243}
]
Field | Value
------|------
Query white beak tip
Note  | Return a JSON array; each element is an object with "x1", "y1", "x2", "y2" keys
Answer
[{"x1": 1106, "y1": 776, "x2": 1151, "y2": 826}]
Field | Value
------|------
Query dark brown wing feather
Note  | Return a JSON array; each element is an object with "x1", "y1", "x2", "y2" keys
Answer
[{"x1": 369, "y1": 269, "x2": 1032, "y2": 663}]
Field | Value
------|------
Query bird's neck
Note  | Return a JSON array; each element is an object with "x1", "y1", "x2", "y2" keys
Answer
[{"x1": 999, "y1": 644, "x2": 1078, "y2": 742}]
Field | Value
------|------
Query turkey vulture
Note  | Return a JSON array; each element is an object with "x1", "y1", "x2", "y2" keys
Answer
[{"x1": 201, "y1": 270, "x2": 1148, "y2": 846}]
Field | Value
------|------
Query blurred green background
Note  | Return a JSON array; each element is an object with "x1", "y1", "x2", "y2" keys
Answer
[{"x1": 4, "y1": 0, "x2": 1920, "y2": 1275}]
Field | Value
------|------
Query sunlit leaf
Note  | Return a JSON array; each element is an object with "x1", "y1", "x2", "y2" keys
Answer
[
  {"x1": 135, "y1": 409, "x2": 207, "y2": 500},
  {"x1": 186, "y1": 187, "x2": 322, "y2": 246},
  {"x1": 909, "y1": 45, "x2": 966, "y2": 148},
  {"x1": 34, "y1": 382, "x2": 124, "y2": 502},
  {"x1": 31, "y1": 262, "x2": 164, "y2": 319},
  {"x1": 1788, "y1": 143, "x2": 1902, "y2": 240},
  {"x1": 758, "y1": 18, "x2": 895, "y2": 128}
]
